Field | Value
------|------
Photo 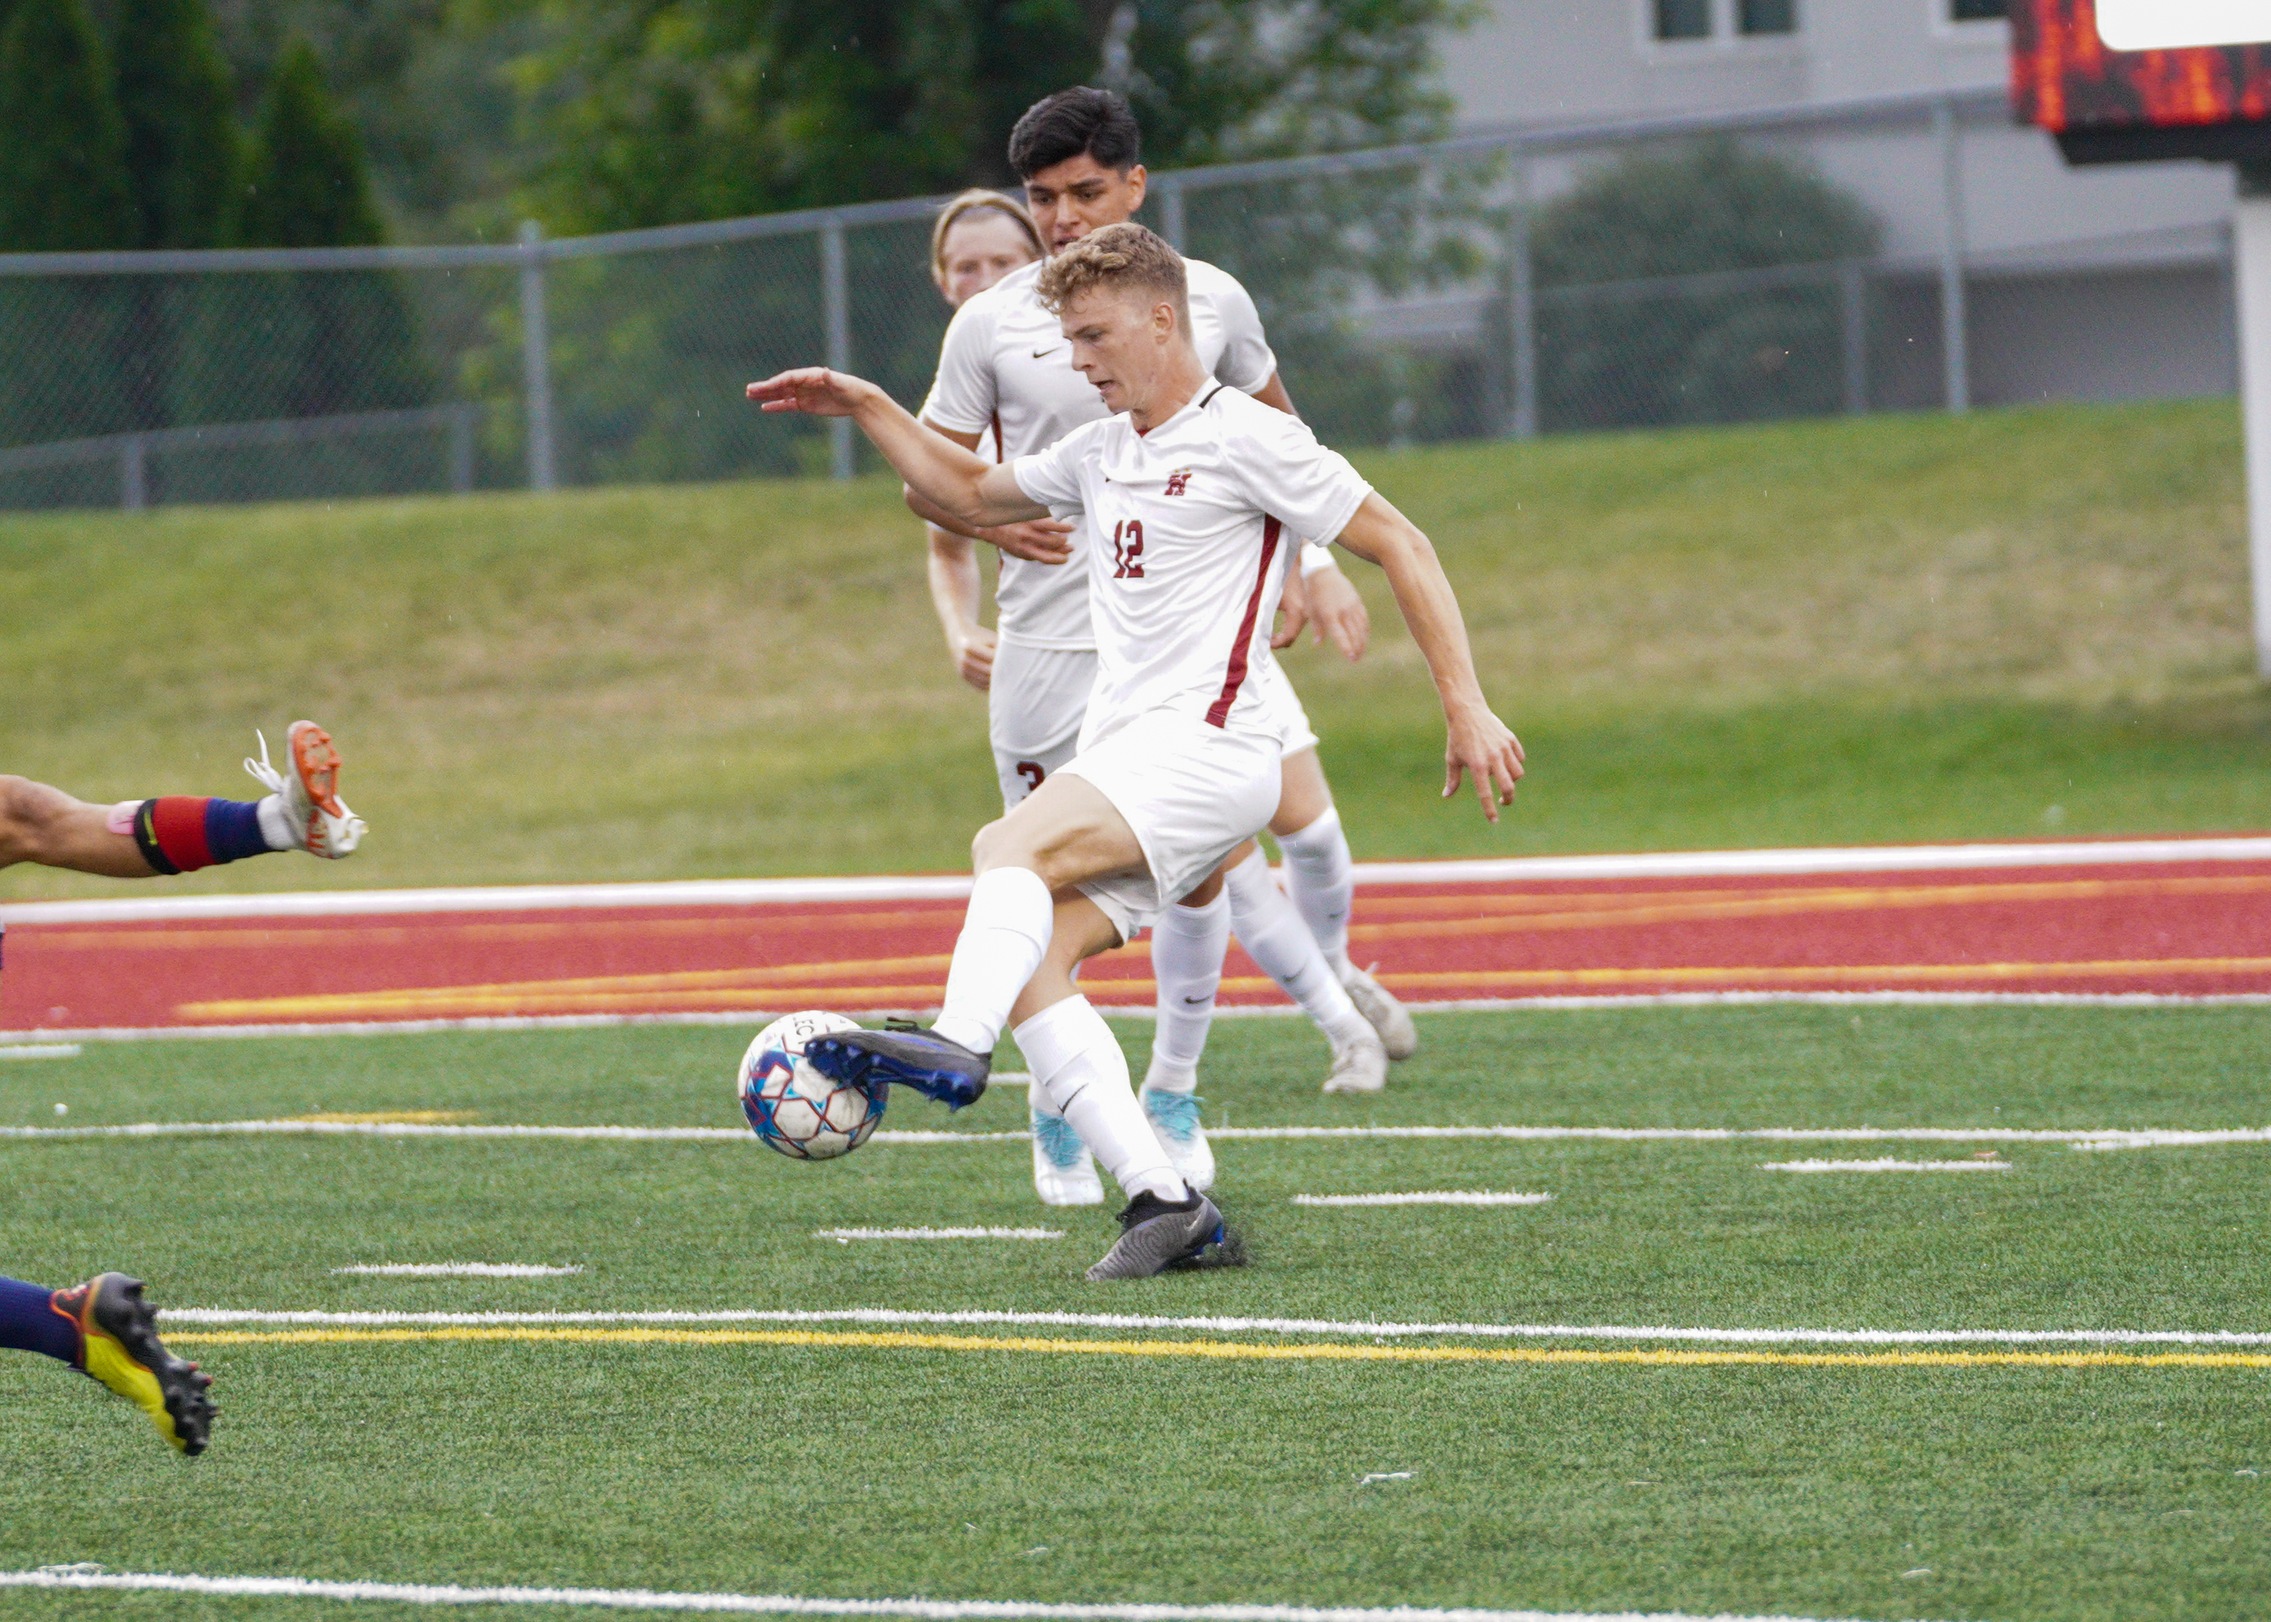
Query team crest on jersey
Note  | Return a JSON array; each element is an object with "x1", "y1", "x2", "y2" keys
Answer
[{"x1": 1164, "y1": 469, "x2": 1193, "y2": 496}]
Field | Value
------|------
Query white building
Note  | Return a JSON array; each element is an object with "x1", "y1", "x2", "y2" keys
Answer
[{"x1": 1422, "y1": 0, "x2": 2238, "y2": 407}]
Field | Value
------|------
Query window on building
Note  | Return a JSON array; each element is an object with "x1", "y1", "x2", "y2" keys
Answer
[
  {"x1": 1739, "y1": 0, "x2": 1796, "y2": 33},
  {"x1": 1654, "y1": 0, "x2": 1713, "y2": 40},
  {"x1": 1950, "y1": 0, "x2": 2006, "y2": 19}
]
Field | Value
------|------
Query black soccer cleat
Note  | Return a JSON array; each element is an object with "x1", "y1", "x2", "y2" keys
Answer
[
  {"x1": 1085, "y1": 1189, "x2": 1245, "y2": 1281},
  {"x1": 803, "y1": 1022, "x2": 990, "y2": 1111},
  {"x1": 53, "y1": 1273, "x2": 215, "y2": 1456}
]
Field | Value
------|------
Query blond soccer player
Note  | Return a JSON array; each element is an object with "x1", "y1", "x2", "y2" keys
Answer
[{"x1": 750, "y1": 225, "x2": 1521, "y2": 1279}]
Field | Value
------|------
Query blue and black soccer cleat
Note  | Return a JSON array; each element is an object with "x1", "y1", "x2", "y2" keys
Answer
[{"x1": 803, "y1": 1021, "x2": 990, "y2": 1111}]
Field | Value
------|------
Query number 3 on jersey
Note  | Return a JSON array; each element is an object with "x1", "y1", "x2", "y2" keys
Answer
[{"x1": 1110, "y1": 519, "x2": 1145, "y2": 579}]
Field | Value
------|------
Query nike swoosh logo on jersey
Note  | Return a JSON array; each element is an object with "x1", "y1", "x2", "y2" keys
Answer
[{"x1": 1030, "y1": 347, "x2": 1061, "y2": 358}]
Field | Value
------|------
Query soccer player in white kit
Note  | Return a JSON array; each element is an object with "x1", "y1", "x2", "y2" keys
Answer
[
  {"x1": 913, "y1": 88, "x2": 1417, "y2": 1208},
  {"x1": 748, "y1": 223, "x2": 1523, "y2": 1279}
]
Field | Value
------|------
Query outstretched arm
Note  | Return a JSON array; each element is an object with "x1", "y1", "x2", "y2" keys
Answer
[
  {"x1": 905, "y1": 421, "x2": 1074, "y2": 565},
  {"x1": 1331, "y1": 493, "x2": 1524, "y2": 821},
  {"x1": 748, "y1": 369, "x2": 1045, "y2": 529}
]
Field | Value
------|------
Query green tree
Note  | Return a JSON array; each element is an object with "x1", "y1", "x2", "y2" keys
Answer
[
  {"x1": 175, "y1": 33, "x2": 432, "y2": 429},
  {"x1": 115, "y1": 0, "x2": 244, "y2": 250},
  {"x1": 0, "y1": 0, "x2": 140, "y2": 461},
  {"x1": 1531, "y1": 139, "x2": 1882, "y2": 430},
  {"x1": 503, "y1": 0, "x2": 1469, "y2": 234},
  {"x1": 0, "y1": 0, "x2": 136, "y2": 251},
  {"x1": 241, "y1": 33, "x2": 386, "y2": 246}
]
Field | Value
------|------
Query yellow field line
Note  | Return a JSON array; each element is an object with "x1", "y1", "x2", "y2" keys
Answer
[
  {"x1": 1346, "y1": 873, "x2": 2271, "y2": 940},
  {"x1": 162, "y1": 1325, "x2": 2271, "y2": 1370},
  {"x1": 1372, "y1": 957, "x2": 2271, "y2": 990},
  {"x1": 176, "y1": 954, "x2": 2271, "y2": 1022}
]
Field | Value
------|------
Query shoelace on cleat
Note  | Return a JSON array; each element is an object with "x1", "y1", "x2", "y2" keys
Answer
[
  {"x1": 1032, "y1": 1109, "x2": 1089, "y2": 1170},
  {"x1": 242, "y1": 730, "x2": 286, "y2": 797},
  {"x1": 1142, "y1": 1090, "x2": 1204, "y2": 1143}
]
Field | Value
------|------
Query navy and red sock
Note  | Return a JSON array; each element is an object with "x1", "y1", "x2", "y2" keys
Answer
[
  {"x1": 0, "y1": 1274, "x2": 81, "y2": 1366},
  {"x1": 131, "y1": 797, "x2": 278, "y2": 875}
]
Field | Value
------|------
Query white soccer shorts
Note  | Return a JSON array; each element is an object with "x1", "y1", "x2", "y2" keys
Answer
[
  {"x1": 989, "y1": 642, "x2": 1097, "y2": 810},
  {"x1": 1059, "y1": 709, "x2": 1282, "y2": 943}
]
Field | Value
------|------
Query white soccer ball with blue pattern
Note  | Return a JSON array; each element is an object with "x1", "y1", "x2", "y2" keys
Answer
[{"x1": 739, "y1": 1011, "x2": 885, "y2": 1160}]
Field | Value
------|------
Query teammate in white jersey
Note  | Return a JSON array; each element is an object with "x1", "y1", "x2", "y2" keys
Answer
[
  {"x1": 913, "y1": 88, "x2": 1415, "y2": 1207},
  {"x1": 748, "y1": 224, "x2": 1523, "y2": 1279},
  {"x1": 918, "y1": 190, "x2": 1060, "y2": 708}
]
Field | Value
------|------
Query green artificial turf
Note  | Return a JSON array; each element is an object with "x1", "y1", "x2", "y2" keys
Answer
[
  {"x1": 3, "y1": 399, "x2": 2266, "y2": 900},
  {"x1": 2, "y1": 1008, "x2": 2269, "y2": 1619}
]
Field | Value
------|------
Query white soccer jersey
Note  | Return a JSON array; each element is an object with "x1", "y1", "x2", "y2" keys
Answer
[
  {"x1": 1011, "y1": 382, "x2": 1372, "y2": 742},
  {"x1": 921, "y1": 255, "x2": 1279, "y2": 651}
]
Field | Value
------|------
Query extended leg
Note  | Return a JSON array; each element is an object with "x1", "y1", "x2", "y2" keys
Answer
[
  {"x1": 1271, "y1": 748, "x2": 1416, "y2": 1060},
  {"x1": 0, "y1": 723, "x2": 363, "y2": 878},
  {"x1": 1, "y1": 1272, "x2": 214, "y2": 1455}
]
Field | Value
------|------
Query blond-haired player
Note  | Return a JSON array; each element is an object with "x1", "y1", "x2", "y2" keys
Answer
[
  {"x1": 749, "y1": 224, "x2": 1522, "y2": 1279},
  {"x1": 912, "y1": 88, "x2": 1417, "y2": 1210}
]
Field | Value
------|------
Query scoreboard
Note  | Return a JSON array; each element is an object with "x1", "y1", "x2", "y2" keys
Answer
[{"x1": 2012, "y1": 0, "x2": 2271, "y2": 163}]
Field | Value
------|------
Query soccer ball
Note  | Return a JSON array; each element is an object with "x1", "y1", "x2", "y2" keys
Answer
[{"x1": 739, "y1": 1011, "x2": 885, "y2": 1160}]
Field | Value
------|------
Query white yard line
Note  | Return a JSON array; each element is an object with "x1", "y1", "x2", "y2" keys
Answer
[
  {"x1": 1291, "y1": 1192, "x2": 1554, "y2": 1207},
  {"x1": 152, "y1": 1305, "x2": 2271, "y2": 1348},
  {"x1": 0, "y1": 1568, "x2": 1917, "y2": 1622},
  {"x1": 332, "y1": 1264, "x2": 583, "y2": 1278},
  {"x1": 3, "y1": 1119, "x2": 2264, "y2": 1150},
  {"x1": 6, "y1": 834, "x2": 2265, "y2": 926},
  {"x1": 813, "y1": 1228, "x2": 1064, "y2": 1242},
  {"x1": 1760, "y1": 1159, "x2": 2011, "y2": 1173},
  {"x1": 0, "y1": 1043, "x2": 78, "y2": 1060}
]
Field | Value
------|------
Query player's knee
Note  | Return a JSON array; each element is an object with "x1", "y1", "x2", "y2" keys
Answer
[{"x1": 970, "y1": 817, "x2": 1013, "y2": 872}]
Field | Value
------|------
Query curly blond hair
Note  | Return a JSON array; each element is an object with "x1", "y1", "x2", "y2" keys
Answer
[{"x1": 1034, "y1": 222, "x2": 1186, "y2": 317}]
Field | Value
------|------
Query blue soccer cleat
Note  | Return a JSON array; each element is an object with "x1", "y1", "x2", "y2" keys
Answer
[{"x1": 803, "y1": 1022, "x2": 990, "y2": 1111}]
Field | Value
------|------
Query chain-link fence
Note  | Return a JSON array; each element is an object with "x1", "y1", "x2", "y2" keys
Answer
[{"x1": 0, "y1": 87, "x2": 2236, "y2": 512}]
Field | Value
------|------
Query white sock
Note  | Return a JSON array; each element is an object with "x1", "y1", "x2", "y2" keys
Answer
[
  {"x1": 255, "y1": 794, "x2": 296, "y2": 853},
  {"x1": 1224, "y1": 846, "x2": 1370, "y2": 1048},
  {"x1": 1278, "y1": 807, "x2": 1355, "y2": 976},
  {"x1": 1145, "y1": 888, "x2": 1229, "y2": 1093},
  {"x1": 932, "y1": 867, "x2": 1054, "y2": 1055},
  {"x1": 1017, "y1": 996, "x2": 1185, "y2": 1203}
]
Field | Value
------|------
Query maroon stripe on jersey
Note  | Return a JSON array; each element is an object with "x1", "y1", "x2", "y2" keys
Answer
[
  {"x1": 989, "y1": 412, "x2": 1004, "y2": 463},
  {"x1": 1206, "y1": 516, "x2": 1283, "y2": 728}
]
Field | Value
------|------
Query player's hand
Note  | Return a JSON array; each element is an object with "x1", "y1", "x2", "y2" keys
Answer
[
  {"x1": 1443, "y1": 703, "x2": 1524, "y2": 823},
  {"x1": 746, "y1": 368, "x2": 872, "y2": 417},
  {"x1": 1272, "y1": 559, "x2": 1312, "y2": 649},
  {"x1": 1302, "y1": 564, "x2": 1370, "y2": 661},
  {"x1": 983, "y1": 518, "x2": 1074, "y2": 564},
  {"x1": 950, "y1": 623, "x2": 997, "y2": 691}
]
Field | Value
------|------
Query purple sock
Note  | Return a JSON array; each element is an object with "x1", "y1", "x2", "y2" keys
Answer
[{"x1": 0, "y1": 1275, "x2": 79, "y2": 1364}]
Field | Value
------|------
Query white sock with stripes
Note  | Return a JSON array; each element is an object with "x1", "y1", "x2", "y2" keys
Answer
[
  {"x1": 1017, "y1": 996, "x2": 1185, "y2": 1202},
  {"x1": 1145, "y1": 888, "x2": 1230, "y2": 1093},
  {"x1": 1224, "y1": 846, "x2": 1370, "y2": 1047}
]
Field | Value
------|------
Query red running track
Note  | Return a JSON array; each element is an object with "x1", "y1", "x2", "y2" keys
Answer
[{"x1": 4, "y1": 840, "x2": 2271, "y2": 1036}]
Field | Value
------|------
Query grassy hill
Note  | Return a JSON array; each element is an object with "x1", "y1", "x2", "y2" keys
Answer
[{"x1": 2, "y1": 398, "x2": 2265, "y2": 900}]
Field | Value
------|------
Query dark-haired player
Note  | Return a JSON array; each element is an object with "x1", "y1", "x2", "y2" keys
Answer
[
  {"x1": 750, "y1": 224, "x2": 1522, "y2": 1278},
  {"x1": 910, "y1": 87, "x2": 1413, "y2": 1207},
  {"x1": 0, "y1": 1273, "x2": 214, "y2": 1454}
]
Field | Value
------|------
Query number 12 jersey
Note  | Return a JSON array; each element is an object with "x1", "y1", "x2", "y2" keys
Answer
[{"x1": 1011, "y1": 381, "x2": 1372, "y2": 745}]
